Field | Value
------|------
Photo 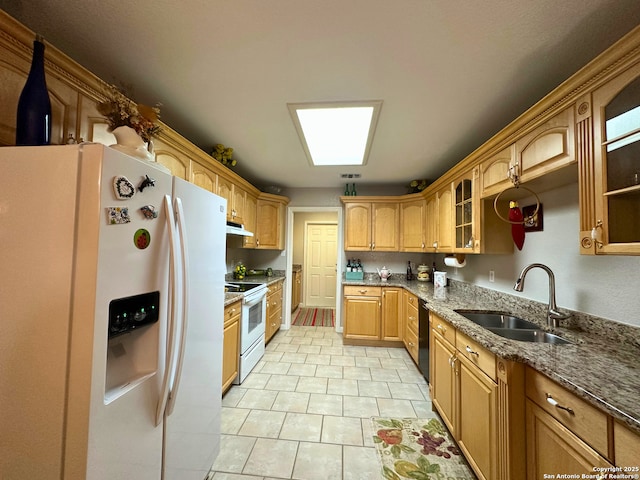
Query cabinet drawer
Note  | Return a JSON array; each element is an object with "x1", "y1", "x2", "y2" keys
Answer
[
  {"x1": 431, "y1": 313, "x2": 456, "y2": 346},
  {"x1": 456, "y1": 331, "x2": 496, "y2": 382},
  {"x1": 404, "y1": 326, "x2": 419, "y2": 361},
  {"x1": 268, "y1": 280, "x2": 283, "y2": 295},
  {"x1": 224, "y1": 301, "x2": 241, "y2": 327},
  {"x1": 406, "y1": 305, "x2": 419, "y2": 336},
  {"x1": 526, "y1": 367, "x2": 609, "y2": 458},
  {"x1": 344, "y1": 286, "x2": 381, "y2": 297},
  {"x1": 406, "y1": 292, "x2": 419, "y2": 308}
]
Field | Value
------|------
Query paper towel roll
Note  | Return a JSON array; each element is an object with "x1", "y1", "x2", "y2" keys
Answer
[{"x1": 444, "y1": 256, "x2": 466, "y2": 268}]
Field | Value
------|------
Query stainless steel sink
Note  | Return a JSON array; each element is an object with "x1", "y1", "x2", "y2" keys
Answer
[
  {"x1": 455, "y1": 310, "x2": 539, "y2": 330},
  {"x1": 486, "y1": 328, "x2": 572, "y2": 345},
  {"x1": 454, "y1": 309, "x2": 572, "y2": 345}
]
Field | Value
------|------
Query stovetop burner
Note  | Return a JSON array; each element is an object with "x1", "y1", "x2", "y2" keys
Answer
[{"x1": 225, "y1": 282, "x2": 263, "y2": 293}]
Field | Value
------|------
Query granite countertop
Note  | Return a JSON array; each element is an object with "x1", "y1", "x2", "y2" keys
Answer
[
  {"x1": 224, "y1": 274, "x2": 285, "y2": 306},
  {"x1": 344, "y1": 274, "x2": 640, "y2": 434}
]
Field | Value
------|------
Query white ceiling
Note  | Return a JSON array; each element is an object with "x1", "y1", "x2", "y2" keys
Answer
[{"x1": 3, "y1": 0, "x2": 640, "y2": 191}]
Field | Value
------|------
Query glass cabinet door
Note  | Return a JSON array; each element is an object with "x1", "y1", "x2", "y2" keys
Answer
[
  {"x1": 596, "y1": 74, "x2": 640, "y2": 250},
  {"x1": 455, "y1": 178, "x2": 473, "y2": 249},
  {"x1": 603, "y1": 76, "x2": 640, "y2": 242}
]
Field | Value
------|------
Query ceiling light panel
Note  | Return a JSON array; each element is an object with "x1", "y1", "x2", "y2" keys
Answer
[{"x1": 288, "y1": 100, "x2": 382, "y2": 167}]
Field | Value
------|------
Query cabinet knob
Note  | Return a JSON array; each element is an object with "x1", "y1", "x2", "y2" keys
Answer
[
  {"x1": 358, "y1": 289, "x2": 368, "y2": 294},
  {"x1": 437, "y1": 324, "x2": 446, "y2": 333},
  {"x1": 371, "y1": 242, "x2": 375, "y2": 250},
  {"x1": 545, "y1": 393, "x2": 574, "y2": 414},
  {"x1": 408, "y1": 342, "x2": 415, "y2": 347}
]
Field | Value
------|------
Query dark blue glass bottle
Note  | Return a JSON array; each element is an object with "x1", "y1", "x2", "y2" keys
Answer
[{"x1": 16, "y1": 35, "x2": 52, "y2": 145}]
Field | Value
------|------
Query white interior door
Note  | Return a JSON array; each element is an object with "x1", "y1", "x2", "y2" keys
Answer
[{"x1": 304, "y1": 223, "x2": 337, "y2": 308}]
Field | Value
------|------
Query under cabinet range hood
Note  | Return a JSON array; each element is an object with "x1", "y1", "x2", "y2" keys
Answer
[{"x1": 226, "y1": 221, "x2": 254, "y2": 237}]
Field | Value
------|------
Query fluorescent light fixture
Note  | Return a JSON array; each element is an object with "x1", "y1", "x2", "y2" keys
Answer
[{"x1": 288, "y1": 100, "x2": 382, "y2": 166}]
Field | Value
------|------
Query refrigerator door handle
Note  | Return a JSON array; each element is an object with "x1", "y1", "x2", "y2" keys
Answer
[
  {"x1": 166, "y1": 197, "x2": 190, "y2": 417},
  {"x1": 156, "y1": 194, "x2": 180, "y2": 426}
]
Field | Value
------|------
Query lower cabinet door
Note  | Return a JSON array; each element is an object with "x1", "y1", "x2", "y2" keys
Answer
[
  {"x1": 431, "y1": 333, "x2": 456, "y2": 435},
  {"x1": 457, "y1": 355, "x2": 497, "y2": 480},
  {"x1": 525, "y1": 399, "x2": 613, "y2": 479},
  {"x1": 222, "y1": 319, "x2": 239, "y2": 392},
  {"x1": 343, "y1": 296, "x2": 380, "y2": 340}
]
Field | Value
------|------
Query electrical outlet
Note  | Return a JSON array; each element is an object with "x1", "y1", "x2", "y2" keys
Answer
[{"x1": 489, "y1": 270, "x2": 495, "y2": 283}]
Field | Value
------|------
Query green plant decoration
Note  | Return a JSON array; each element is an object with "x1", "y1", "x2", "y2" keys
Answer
[{"x1": 212, "y1": 143, "x2": 236, "y2": 167}]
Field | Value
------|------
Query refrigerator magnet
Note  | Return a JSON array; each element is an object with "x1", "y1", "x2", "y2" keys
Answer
[
  {"x1": 140, "y1": 205, "x2": 158, "y2": 219},
  {"x1": 106, "y1": 206, "x2": 131, "y2": 225},
  {"x1": 138, "y1": 175, "x2": 156, "y2": 192},
  {"x1": 134, "y1": 229, "x2": 151, "y2": 249},
  {"x1": 113, "y1": 175, "x2": 135, "y2": 199}
]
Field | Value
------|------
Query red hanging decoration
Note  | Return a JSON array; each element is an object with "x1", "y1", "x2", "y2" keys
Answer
[{"x1": 509, "y1": 201, "x2": 525, "y2": 250}]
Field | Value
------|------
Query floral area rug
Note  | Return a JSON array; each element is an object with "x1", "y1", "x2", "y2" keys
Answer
[{"x1": 371, "y1": 417, "x2": 477, "y2": 480}]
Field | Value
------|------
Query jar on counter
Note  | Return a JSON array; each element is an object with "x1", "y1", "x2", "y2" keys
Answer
[{"x1": 417, "y1": 264, "x2": 430, "y2": 282}]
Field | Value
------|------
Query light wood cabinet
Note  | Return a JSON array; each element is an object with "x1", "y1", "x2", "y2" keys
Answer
[
  {"x1": 515, "y1": 106, "x2": 576, "y2": 185},
  {"x1": 453, "y1": 170, "x2": 477, "y2": 251},
  {"x1": 453, "y1": 167, "x2": 512, "y2": 254},
  {"x1": 343, "y1": 286, "x2": 381, "y2": 340},
  {"x1": 525, "y1": 400, "x2": 613, "y2": 479},
  {"x1": 190, "y1": 159, "x2": 217, "y2": 193},
  {"x1": 381, "y1": 287, "x2": 402, "y2": 341},
  {"x1": 431, "y1": 324, "x2": 457, "y2": 434},
  {"x1": 424, "y1": 193, "x2": 438, "y2": 253},
  {"x1": 343, "y1": 286, "x2": 403, "y2": 343},
  {"x1": 222, "y1": 300, "x2": 241, "y2": 393},
  {"x1": 403, "y1": 291, "x2": 419, "y2": 364},
  {"x1": 265, "y1": 280, "x2": 283, "y2": 343},
  {"x1": 154, "y1": 149, "x2": 189, "y2": 180},
  {"x1": 343, "y1": 199, "x2": 399, "y2": 251},
  {"x1": 255, "y1": 194, "x2": 287, "y2": 250},
  {"x1": 480, "y1": 145, "x2": 515, "y2": 198},
  {"x1": 217, "y1": 175, "x2": 246, "y2": 224},
  {"x1": 429, "y1": 184, "x2": 454, "y2": 252},
  {"x1": 291, "y1": 268, "x2": 302, "y2": 312},
  {"x1": 581, "y1": 62, "x2": 640, "y2": 255},
  {"x1": 242, "y1": 193, "x2": 257, "y2": 248},
  {"x1": 526, "y1": 367, "x2": 610, "y2": 458},
  {"x1": 455, "y1": 330, "x2": 498, "y2": 480},
  {"x1": 614, "y1": 421, "x2": 640, "y2": 467},
  {"x1": 399, "y1": 197, "x2": 426, "y2": 252},
  {"x1": 430, "y1": 313, "x2": 508, "y2": 480}
]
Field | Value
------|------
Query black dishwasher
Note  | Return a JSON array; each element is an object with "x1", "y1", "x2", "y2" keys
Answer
[{"x1": 418, "y1": 299, "x2": 430, "y2": 381}]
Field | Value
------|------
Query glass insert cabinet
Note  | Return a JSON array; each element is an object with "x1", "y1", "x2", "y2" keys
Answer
[{"x1": 591, "y1": 63, "x2": 640, "y2": 254}]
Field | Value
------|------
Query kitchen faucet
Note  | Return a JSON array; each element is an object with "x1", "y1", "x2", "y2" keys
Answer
[{"x1": 513, "y1": 263, "x2": 571, "y2": 328}]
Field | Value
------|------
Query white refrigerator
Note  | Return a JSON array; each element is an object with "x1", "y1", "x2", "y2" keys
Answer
[{"x1": 0, "y1": 144, "x2": 225, "y2": 480}]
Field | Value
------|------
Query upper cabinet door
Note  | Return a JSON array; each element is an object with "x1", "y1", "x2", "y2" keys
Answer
[
  {"x1": 454, "y1": 174, "x2": 475, "y2": 252},
  {"x1": 436, "y1": 184, "x2": 454, "y2": 253},
  {"x1": 590, "y1": 63, "x2": 640, "y2": 254},
  {"x1": 515, "y1": 107, "x2": 575, "y2": 183},
  {"x1": 371, "y1": 202, "x2": 399, "y2": 251},
  {"x1": 255, "y1": 198, "x2": 285, "y2": 250},
  {"x1": 344, "y1": 202, "x2": 372, "y2": 251},
  {"x1": 400, "y1": 198, "x2": 426, "y2": 252}
]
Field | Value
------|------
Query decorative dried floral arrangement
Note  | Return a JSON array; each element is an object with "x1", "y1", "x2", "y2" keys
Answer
[
  {"x1": 211, "y1": 143, "x2": 236, "y2": 167},
  {"x1": 97, "y1": 84, "x2": 161, "y2": 143}
]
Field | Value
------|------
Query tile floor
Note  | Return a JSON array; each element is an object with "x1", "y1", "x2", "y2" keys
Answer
[{"x1": 210, "y1": 325, "x2": 432, "y2": 480}]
